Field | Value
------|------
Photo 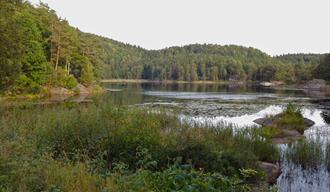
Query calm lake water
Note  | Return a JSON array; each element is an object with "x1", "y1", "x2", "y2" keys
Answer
[{"x1": 103, "y1": 82, "x2": 330, "y2": 192}]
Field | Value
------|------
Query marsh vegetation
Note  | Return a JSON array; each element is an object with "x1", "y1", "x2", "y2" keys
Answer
[{"x1": 0, "y1": 99, "x2": 282, "y2": 191}]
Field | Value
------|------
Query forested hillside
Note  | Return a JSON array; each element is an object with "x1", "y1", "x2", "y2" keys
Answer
[
  {"x1": 276, "y1": 54, "x2": 326, "y2": 81},
  {"x1": 0, "y1": 0, "x2": 328, "y2": 95},
  {"x1": 138, "y1": 45, "x2": 305, "y2": 82},
  {"x1": 0, "y1": 0, "x2": 146, "y2": 94}
]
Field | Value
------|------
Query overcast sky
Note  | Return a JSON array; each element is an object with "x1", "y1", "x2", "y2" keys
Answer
[{"x1": 30, "y1": 0, "x2": 329, "y2": 56}]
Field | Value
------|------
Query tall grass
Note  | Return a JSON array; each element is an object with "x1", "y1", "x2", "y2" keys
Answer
[
  {"x1": 327, "y1": 143, "x2": 330, "y2": 171},
  {"x1": 286, "y1": 139, "x2": 324, "y2": 170},
  {"x1": 0, "y1": 100, "x2": 279, "y2": 191},
  {"x1": 276, "y1": 103, "x2": 305, "y2": 134}
]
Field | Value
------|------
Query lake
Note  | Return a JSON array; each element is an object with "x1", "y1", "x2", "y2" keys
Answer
[{"x1": 102, "y1": 82, "x2": 330, "y2": 192}]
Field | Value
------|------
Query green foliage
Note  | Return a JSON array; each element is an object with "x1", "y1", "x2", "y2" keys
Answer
[
  {"x1": 259, "y1": 127, "x2": 281, "y2": 140},
  {"x1": 276, "y1": 104, "x2": 305, "y2": 134},
  {"x1": 113, "y1": 163, "x2": 253, "y2": 192},
  {"x1": 0, "y1": 0, "x2": 24, "y2": 89},
  {"x1": 315, "y1": 54, "x2": 330, "y2": 81},
  {"x1": 49, "y1": 68, "x2": 78, "y2": 89},
  {"x1": 0, "y1": 0, "x2": 326, "y2": 96},
  {"x1": 285, "y1": 103, "x2": 302, "y2": 115},
  {"x1": 80, "y1": 62, "x2": 95, "y2": 85},
  {"x1": 14, "y1": 74, "x2": 43, "y2": 94},
  {"x1": 286, "y1": 139, "x2": 323, "y2": 170},
  {"x1": 0, "y1": 1, "x2": 94, "y2": 94},
  {"x1": 276, "y1": 54, "x2": 324, "y2": 82},
  {"x1": 0, "y1": 100, "x2": 279, "y2": 191}
]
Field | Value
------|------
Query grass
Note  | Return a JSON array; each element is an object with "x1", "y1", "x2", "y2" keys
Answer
[
  {"x1": 327, "y1": 143, "x2": 330, "y2": 171},
  {"x1": 286, "y1": 139, "x2": 324, "y2": 170},
  {"x1": 258, "y1": 126, "x2": 281, "y2": 140},
  {"x1": 0, "y1": 99, "x2": 280, "y2": 191},
  {"x1": 275, "y1": 103, "x2": 305, "y2": 134}
]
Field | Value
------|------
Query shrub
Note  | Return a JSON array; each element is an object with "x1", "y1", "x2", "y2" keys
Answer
[
  {"x1": 80, "y1": 63, "x2": 95, "y2": 86},
  {"x1": 113, "y1": 163, "x2": 252, "y2": 192},
  {"x1": 49, "y1": 68, "x2": 78, "y2": 89},
  {"x1": 11, "y1": 74, "x2": 43, "y2": 94}
]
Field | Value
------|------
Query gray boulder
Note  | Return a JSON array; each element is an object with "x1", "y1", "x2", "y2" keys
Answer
[
  {"x1": 259, "y1": 162, "x2": 282, "y2": 184},
  {"x1": 74, "y1": 84, "x2": 89, "y2": 95},
  {"x1": 301, "y1": 79, "x2": 326, "y2": 90}
]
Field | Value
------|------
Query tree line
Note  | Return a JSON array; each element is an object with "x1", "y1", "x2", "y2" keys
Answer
[{"x1": 0, "y1": 0, "x2": 328, "y2": 94}]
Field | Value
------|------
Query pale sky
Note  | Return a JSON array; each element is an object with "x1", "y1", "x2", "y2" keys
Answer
[{"x1": 30, "y1": 0, "x2": 330, "y2": 56}]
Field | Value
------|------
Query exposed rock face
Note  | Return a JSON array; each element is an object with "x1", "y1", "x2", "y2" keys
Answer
[
  {"x1": 259, "y1": 162, "x2": 282, "y2": 184},
  {"x1": 49, "y1": 87, "x2": 74, "y2": 96},
  {"x1": 270, "y1": 129, "x2": 304, "y2": 144},
  {"x1": 49, "y1": 84, "x2": 103, "y2": 97},
  {"x1": 74, "y1": 84, "x2": 89, "y2": 95},
  {"x1": 260, "y1": 81, "x2": 284, "y2": 87},
  {"x1": 301, "y1": 79, "x2": 326, "y2": 90}
]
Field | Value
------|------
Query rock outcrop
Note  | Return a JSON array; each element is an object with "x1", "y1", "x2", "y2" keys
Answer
[
  {"x1": 259, "y1": 162, "x2": 282, "y2": 184},
  {"x1": 254, "y1": 114, "x2": 315, "y2": 130},
  {"x1": 270, "y1": 129, "x2": 305, "y2": 144},
  {"x1": 301, "y1": 79, "x2": 326, "y2": 90},
  {"x1": 260, "y1": 81, "x2": 284, "y2": 87},
  {"x1": 254, "y1": 113, "x2": 315, "y2": 144},
  {"x1": 74, "y1": 84, "x2": 89, "y2": 95},
  {"x1": 48, "y1": 84, "x2": 103, "y2": 97},
  {"x1": 49, "y1": 87, "x2": 75, "y2": 96}
]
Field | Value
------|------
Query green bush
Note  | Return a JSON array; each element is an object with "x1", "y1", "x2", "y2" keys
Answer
[
  {"x1": 11, "y1": 74, "x2": 43, "y2": 94},
  {"x1": 49, "y1": 68, "x2": 78, "y2": 89},
  {"x1": 113, "y1": 163, "x2": 252, "y2": 192}
]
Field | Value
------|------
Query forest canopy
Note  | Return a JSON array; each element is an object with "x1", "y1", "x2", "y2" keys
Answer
[{"x1": 0, "y1": 0, "x2": 328, "y2": 94}]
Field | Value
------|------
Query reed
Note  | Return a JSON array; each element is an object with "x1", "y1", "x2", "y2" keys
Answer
[{"x1": 0, "y1": 100, "x2": 279, "y2": 191}]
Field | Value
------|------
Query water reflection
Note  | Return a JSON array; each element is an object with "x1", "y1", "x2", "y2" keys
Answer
[
  {"x1": 179, "y1": 106, "x2": 328, "y2": 130},
  {"x1": 277, "y1": 144, "x2": 330, "y2": 192},
  {"x1": 102, "y1": 82, "x2": 307, "y2": 98},
  {"x1": 144, "y1": 91, "x2": 278, "y2": 100}
]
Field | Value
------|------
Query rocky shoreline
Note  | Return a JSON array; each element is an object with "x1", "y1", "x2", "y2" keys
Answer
[{"x1": 49, "y1": 83, "x2": 104, "y2": 97}]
